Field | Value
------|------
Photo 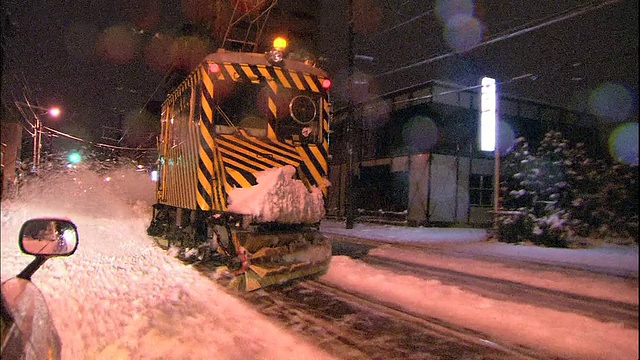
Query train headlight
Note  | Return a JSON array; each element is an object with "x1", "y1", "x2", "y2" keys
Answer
[
  {"x1": 289, "y1": 95, "x2": 317, "y2": 125},
  {"x1": 267, "y1": 36, "x2": 287, "y2": 64},
  {"x1": 267, "y1": 49, "x2": 284, "y2": 64}
]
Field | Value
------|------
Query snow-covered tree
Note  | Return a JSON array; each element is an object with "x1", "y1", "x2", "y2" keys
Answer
[
  {"x1": 591, "y1": 162, "x2": 638, "y2": 239},
  {"x1": 528, "y1": 131, "x2": 572, "y2": 246},
  {"x1": 564, "y1": 142, "x2": 607, "y2": 237},
  {"x1": 496, "y1": 137, "x2": 535, "y2": 243},
  {"x1": 498, "y1": 132, "x2": 571, "y2": 246},
  {"x1": 497, "y1": 130, "x2": 638, "y2": 247}
]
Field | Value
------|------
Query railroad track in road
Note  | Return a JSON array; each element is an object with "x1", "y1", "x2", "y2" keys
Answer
[
  {"x1": 363, "y1": 254, "x2": 639, "y2": 329},
  {"x1": 239, "y1": 280, "x2": 546, "y2": 360}
]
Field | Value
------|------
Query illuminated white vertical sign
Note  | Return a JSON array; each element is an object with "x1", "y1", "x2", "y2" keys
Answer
[{"x1": 480, "y1": 77, "x2": 496, "y2": 151}]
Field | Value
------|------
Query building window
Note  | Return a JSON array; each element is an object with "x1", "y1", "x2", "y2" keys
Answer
[{"x1": 470, "y1": 174, "x2": 493, "y2": 207}]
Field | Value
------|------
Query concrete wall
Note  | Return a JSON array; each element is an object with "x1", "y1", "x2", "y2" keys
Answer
[
  {"x1": 407, "y1": 153, "x2": 429, "y2": 224},
  {"x1": 327, "y1": 152, "x2": 495, "y2": 226}
]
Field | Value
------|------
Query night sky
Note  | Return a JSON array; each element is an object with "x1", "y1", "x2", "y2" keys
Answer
[
  {"x1": 318, "y1": 0, "x2": 638, "y2": 119},
  {"x1": 2, "y1": 0, "x2": 638, "y2": 148}
]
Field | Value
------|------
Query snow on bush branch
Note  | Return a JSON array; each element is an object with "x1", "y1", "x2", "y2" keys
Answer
[{"x1": 497, "y1": 131, "x2": 638, "y2": 247}]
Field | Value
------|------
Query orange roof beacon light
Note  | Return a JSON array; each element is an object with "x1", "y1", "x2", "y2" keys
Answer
[
  {"x1": 267, "y1": 36, "x2": 288, "y2": 64},
  {"x1": 273, "y1": 37, "x2": 287, "y2": 51}
]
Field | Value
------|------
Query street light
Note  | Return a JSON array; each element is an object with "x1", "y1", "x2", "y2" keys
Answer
[
  {"x1": 14, "y1": 101, "x2": 61, "y2": 173},
  {"x1": 479, "y1": 77, "x2": 500, "y2": 231}
]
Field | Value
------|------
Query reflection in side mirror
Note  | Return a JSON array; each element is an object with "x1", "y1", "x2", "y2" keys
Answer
[{"x1": 19, "y1": 219, "x2": 79, "y2": 256}]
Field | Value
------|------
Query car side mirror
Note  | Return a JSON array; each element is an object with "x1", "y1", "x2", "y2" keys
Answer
[{"x1": 19, "y1": 219, "x2": 78, "y2": 256}]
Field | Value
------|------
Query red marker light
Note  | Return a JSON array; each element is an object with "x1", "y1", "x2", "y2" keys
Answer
[
  {"x1": 321, "y1": 78, "x2": 332, "y2": 90},
  {"x1": 208, "y1": 63, "x2": 220, "y2": 74}
]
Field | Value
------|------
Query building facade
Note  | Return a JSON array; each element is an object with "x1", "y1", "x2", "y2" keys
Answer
[{"x1": 326, "y1": 80, "x2": 602, "y2": 227}]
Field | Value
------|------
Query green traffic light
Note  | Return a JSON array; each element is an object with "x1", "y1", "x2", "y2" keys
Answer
[{"x1": 68, "y1": 152, "x2": 81, "y2": 164}]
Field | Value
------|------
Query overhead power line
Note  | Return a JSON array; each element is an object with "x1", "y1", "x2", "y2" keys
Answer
[
  {"x1": 368, "y1": 10, "x2": 433, "y2": 39},
  {"x1": 389, "y1": 73, "x2": 536, "y2": 107},
  {"x1": 42, "y1": 125, "x2": 155, "y2": 151},
  {"x1": 374, "y1": 0, "x2": 622, "y2": 79},
  {"x1": 333, "y1": 72, "x2": 537, "y2": 117}
]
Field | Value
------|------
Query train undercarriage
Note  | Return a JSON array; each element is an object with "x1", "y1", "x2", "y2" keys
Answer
[{"x1": 147, "y1": 204, "x2": 331, "y2": 291}]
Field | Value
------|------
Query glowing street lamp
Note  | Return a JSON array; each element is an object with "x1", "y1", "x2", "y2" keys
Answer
[
  {"x1": 48, "y1": 107, "x2": 61, "y2": 118},
  {"x1": 480, "y1": 77, "x2": 496, "y2": 152},
  {"x1": 479, "y1": 76, "x2": 500, "y2": 231}
]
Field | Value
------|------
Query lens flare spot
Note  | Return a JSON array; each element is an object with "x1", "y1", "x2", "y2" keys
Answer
[
  {"x1": 363, "y1": 100, "x2": 392, "y2": 129},
  {"x1": 444, "y1": 14, "x2": 483, "y2": 52},
  {"x1": 436, "y1": 0, "x2": 474, "y2": 24},
  {"x1": 608, "y1": 122, "x2": 638, "y2": 166},
  {"x1": 403, "y1": 116, "x2": 440, "y2": 153},
  {"x1": 65, "y1": 23, "x2": 99, "y2": 63},
  {"x1": 144, "y1": 33, "x2": 175, "y2": 73},
  {"x1": 589, "y1": 82, "x2": 637, "y2": 122},
  {"x1": 169, "y1": 36, "x2": 211, "y2": 72},
  {"x1": 95, "y1": 25, "x2": 140, "y2": 65},
  {"x1": 498, "y1": 121, "x2": 517, "y2": 154},
  {"x1": 352, "y1": 0, "x2": 383, "y2": 34},
  {"x1": 126, "y1": 0, "x2": 161, "y2": 31}
]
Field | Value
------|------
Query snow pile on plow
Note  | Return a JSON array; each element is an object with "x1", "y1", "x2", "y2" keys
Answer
[{"x1": 227, "y1": 165, "x2": 326, "y2": 224}]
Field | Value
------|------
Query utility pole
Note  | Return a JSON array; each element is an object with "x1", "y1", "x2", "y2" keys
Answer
[
  {"x1": 14, "y1": 100, "x2": 61, "y2": 174},
  {"x1": 32, "y1": 112, "x2": 42, "y2": 173},
  {"x1": 345, "y1": 0, "x2": 355, "y2": 229}
]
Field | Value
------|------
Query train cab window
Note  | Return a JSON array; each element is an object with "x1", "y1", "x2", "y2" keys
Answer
[
  {"x1": 214, "y1": 80, "x2": 268, "y2": 136},
  {"x1": 211, "y1": 76, "x2": 323, "y2": 144}
]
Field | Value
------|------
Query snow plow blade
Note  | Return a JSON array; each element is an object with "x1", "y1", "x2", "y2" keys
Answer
[{"x1": 227, "y1": 230, "x2": 331, "y2": 292}]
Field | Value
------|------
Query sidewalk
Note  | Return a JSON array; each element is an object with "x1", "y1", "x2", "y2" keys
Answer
[{"x1": 320, "y1": 219, "x2": 639, "y2": 278}]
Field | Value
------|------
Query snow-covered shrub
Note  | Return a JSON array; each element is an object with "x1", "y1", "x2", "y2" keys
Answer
[
  {"x1": 564, "y1": 142, "x2": 638, "y2": 241},
  {"x1": 529, "y1": 207, "x2": 569, "y2": 247},
  {"x1": 590, "y1": 164, "x2": 638, "y2": 240},
  {"x1": 498, "y1": 132, "x2": 572, "y2": 246},
  {"x1": 494, "y1": 210, "x2": 532, "y2": 243},
  {"x1": 498, "y1": 130, "x2": 638, "y2": 246},
  {"x1": 564, "y1": 142, "x2": 605, "y2": 237}
]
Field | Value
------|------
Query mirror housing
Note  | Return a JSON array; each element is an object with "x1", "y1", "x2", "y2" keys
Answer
[{"x1": 19, "y1": 219, "x2": 79, "y2": 256}]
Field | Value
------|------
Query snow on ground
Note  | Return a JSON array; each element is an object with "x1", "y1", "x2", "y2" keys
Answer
[
  {"x1": 1, "y1": 168, "x2": 337, "y2": 360},
  {"x1": 1, "y1": 166, "x2": 638, "y2": 360},
  {"x1": 321, "y1": 220, "x2": 638, "y2": 359},
  {"x1": 320, "y1": 219, "x2": 639, "y2": 277}
]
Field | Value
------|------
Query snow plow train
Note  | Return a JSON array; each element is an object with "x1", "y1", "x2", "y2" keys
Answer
[{"x1": 147, "y1": 34, "x2": 333, "y2": 291}]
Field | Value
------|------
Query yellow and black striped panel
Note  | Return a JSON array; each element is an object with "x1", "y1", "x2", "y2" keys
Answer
[
  {"x1": 197, "y1": 65, "x2": 228, "y2": 212},
  {"x1": 216, "y1": 130, "x2": 303, "y2": 187},
  {"x1": 159, "y1": 68, "x2": 222, "y2": 211},
  {"x1": 162, "y1": 119, "x2": 200, "y2": 210},
  {"x1": 210, "y1": 61, "x2": 328, "y2": 183},
  {"x1": 296, "y1": 98, "x2": 331, "y2": 196},
  {"x1": 188, "y1": 60, "x2": 331, "y2": 211},
  {"x1": 212, "y1": 62, "x2": 328, "y2": 97}
]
